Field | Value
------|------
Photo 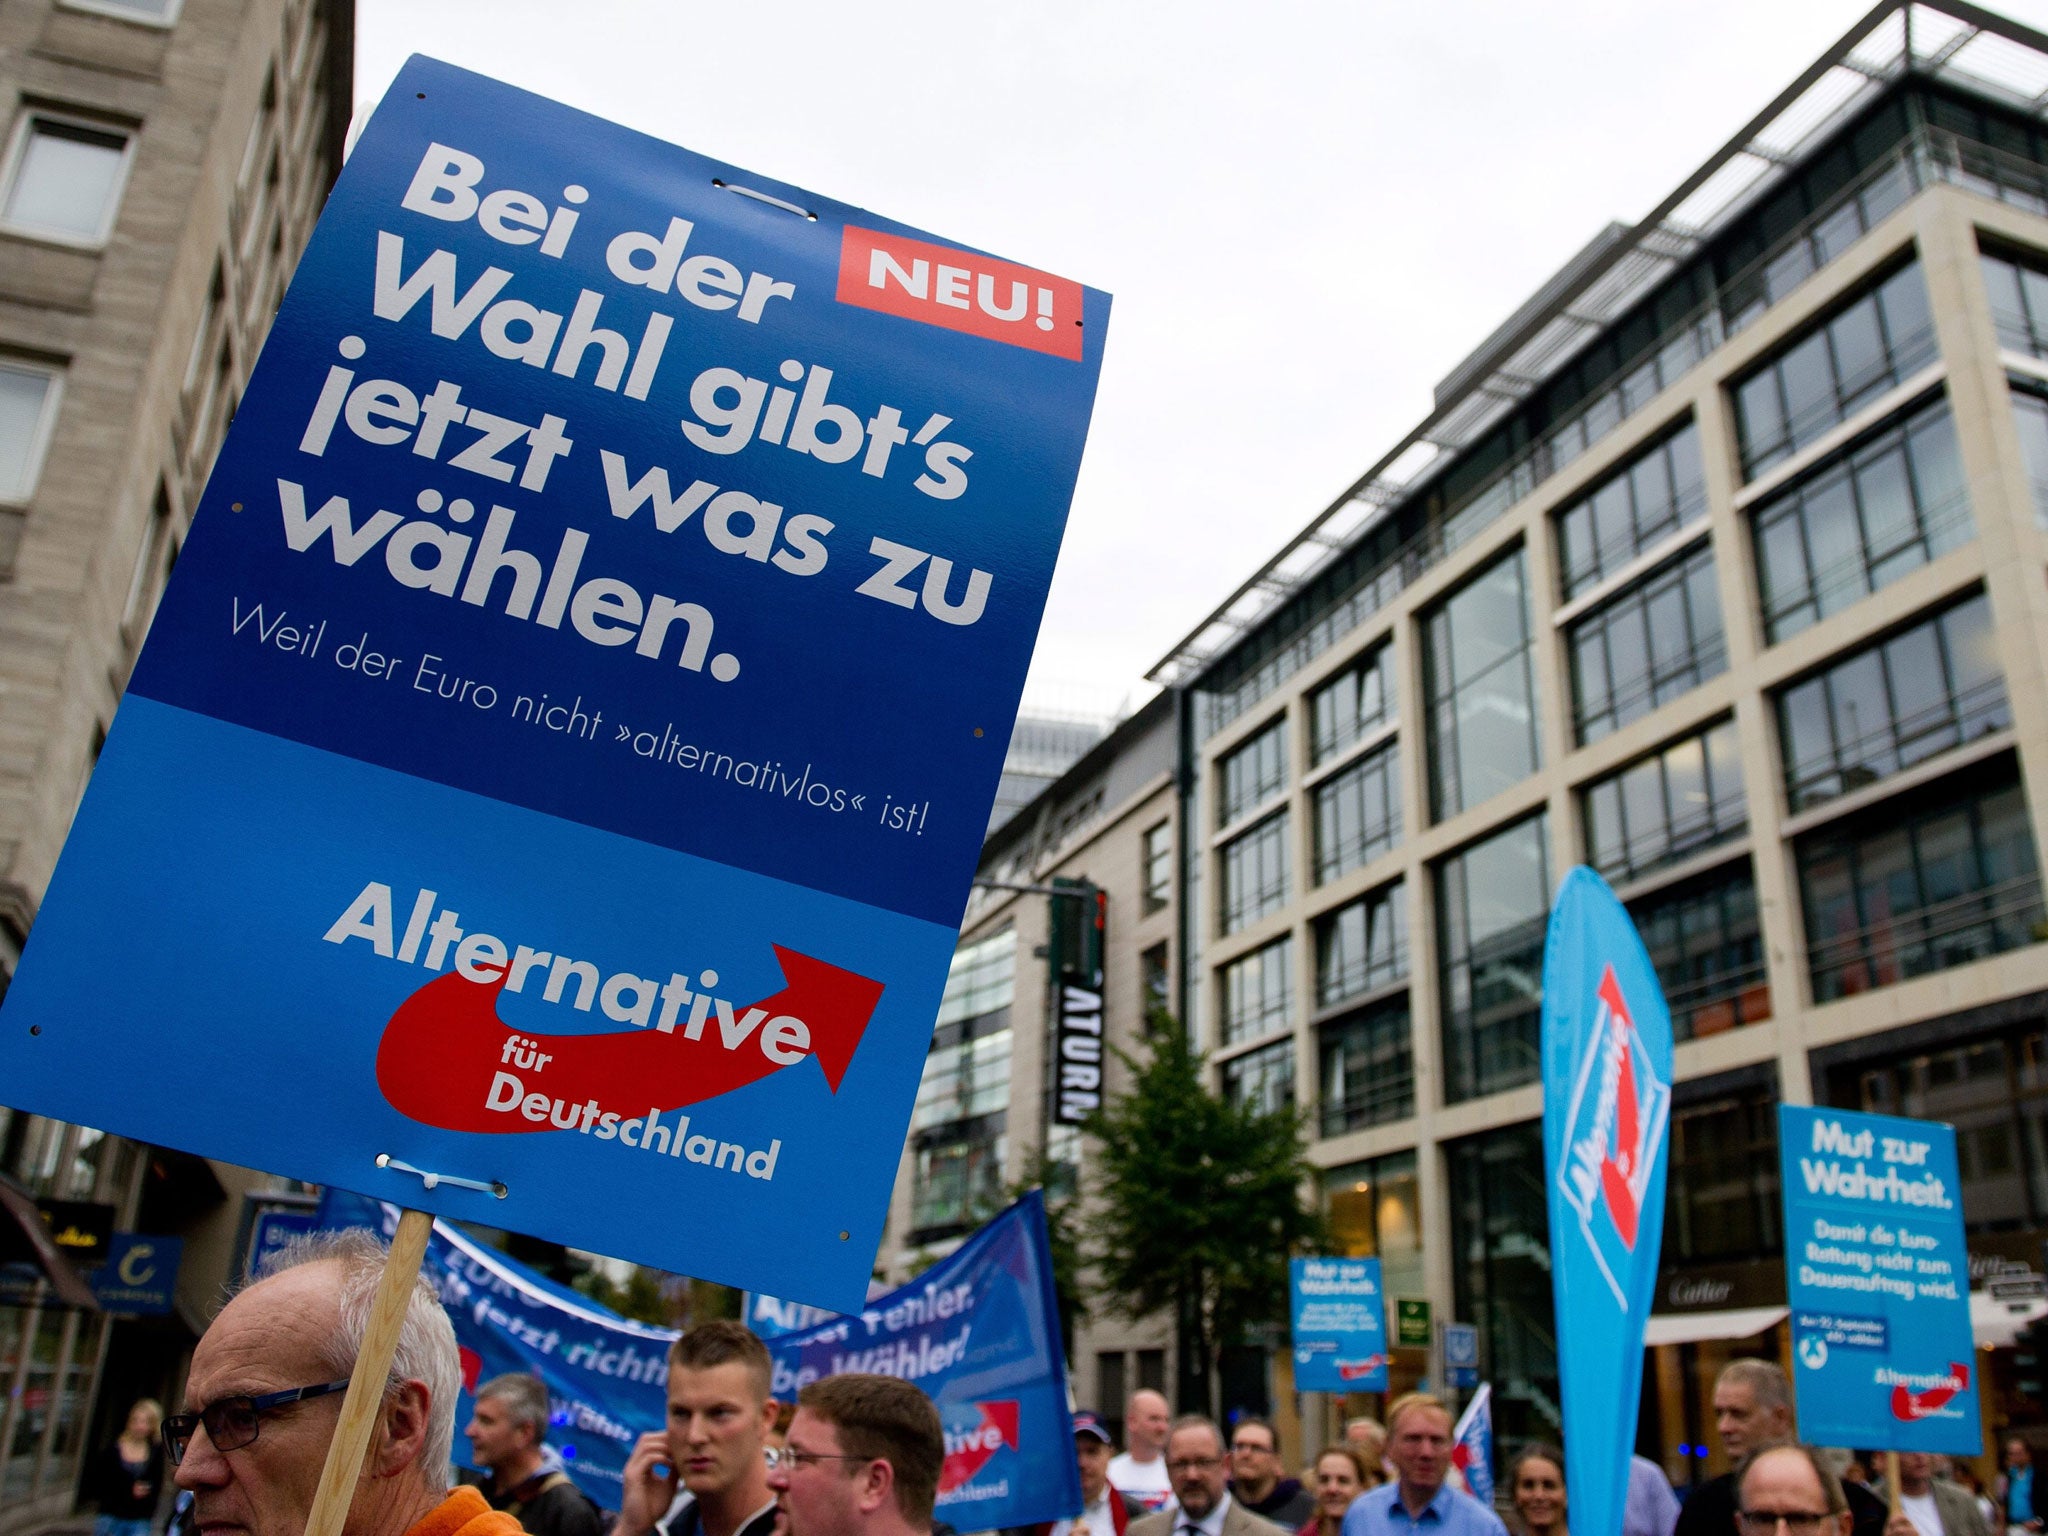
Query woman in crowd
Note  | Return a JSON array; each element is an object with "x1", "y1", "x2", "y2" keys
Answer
[
  {"x1": 92, "y1": 1398, "x2": 165, "y2": 1536},
  {"x1": 1511, "y1": 1443, "x2": 1568, "y2": 1536},
  {"x1": 1299, "y1": 1445, "x2": 1378, "y2": 1536}
]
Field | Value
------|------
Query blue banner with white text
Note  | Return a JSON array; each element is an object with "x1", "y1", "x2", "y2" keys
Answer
[
  {"x1": 317, "y1": 1187, "x2": 674, "y2": 1507},
  {"x1": 1779, "y1": 1105, "x2": 1980, "y2": 1453},
  {"x1": 765, "y1": 1190, "x2": 1079, "y2": 1531},
  {"x1": 1542, "y1": 867, "x2": 1673, "y2": 1536},
  {"x1": 1289, "y1": 1258, "x2": 1387, "y2": 1391},
  {"x1": 0, "y1": 56, "x2": 1109, "y2": 1312}
]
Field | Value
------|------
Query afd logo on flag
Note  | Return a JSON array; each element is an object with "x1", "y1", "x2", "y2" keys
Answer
[
  {"x1": 939, "y1": 1400, "x2": 1019, "y2": 1493},
  {"x1": 1555, "y1": 965, "x2": 1671, "y2": 1309},
  {"x1": 1884, "y1": 1361, "x2": 1971, "y2": 1422},
  {"x1": 837, "y1": 228, "x2": 1085, "y2": 361}
]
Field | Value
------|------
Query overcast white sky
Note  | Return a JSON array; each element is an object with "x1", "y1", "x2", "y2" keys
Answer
[{"x1": 356, "y1": 0, "x2": 2048, "y2": 721}]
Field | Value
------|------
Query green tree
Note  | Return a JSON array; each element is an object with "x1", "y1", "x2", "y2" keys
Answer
[{"x1": 1085, "y1": 1012, "x2": 1324, "y2": 1416}]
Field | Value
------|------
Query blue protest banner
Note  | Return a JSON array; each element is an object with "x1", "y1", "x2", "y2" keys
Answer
[
  {"x1": 765, "y1": 1190, "x2": 1079, "y2": 1531},
  {"x1": 317, "y1": 1186, "x2": 676, "y2": 1507},
  {"x1": 86, "y1": 1234, "x2": 182, "y2": 1316},
  {"x1": 1289, "y1": 1258, "x2": 1387, "y2": 1391},
  {"x1": 1779, "y1": 1105, "x2": 1980, "y2": 1452},
  {"x1": 0, "y1": 57, "x2": 1109, "y2": 1312},
  {"x1": 744, "y1": 1291, "x2": 845, "y2": 1340},
  {"x1": 1542, "y1": 867, "x2": 1672, "y2": 1536}
]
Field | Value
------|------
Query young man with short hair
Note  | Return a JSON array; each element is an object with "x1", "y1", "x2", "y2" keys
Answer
[{"x1": 615, "y1": 1321, "x2": 779, "y2": 1536}]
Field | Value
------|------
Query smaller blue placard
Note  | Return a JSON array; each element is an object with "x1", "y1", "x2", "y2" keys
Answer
[
  {"x1": 1443, "y1": 1322, "x2": 1479, "y2": 1389},
  {"x1": 87, "y1": 1234, "x2": 182, "y2": 1316},
  {"x1": 1780, "y1": 1105, "x2": 1980, "y2": 1453},
  {"x1": 248, "y1": 1210, "x2": 318, "y2": 1278},
  {"x1": 1290, "y1": 1257, "x2": 1387, "y2": 1392}
]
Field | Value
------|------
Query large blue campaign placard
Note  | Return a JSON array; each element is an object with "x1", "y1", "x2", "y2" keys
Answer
[
  {"x1": 1290, "y1": 1258, "x2": 1387, "y2": 1391},
  {"x1": 316, "y1": 1188, "x2": 673, "y2": 1507},
  {"x1": 0, "y1": 58, "x2": 1108, "y2": 1312},
  {"x1": 1542, "y1": 868, "x2": 1672, "y2": 1536},
  {"x1": 1780, "y1": 1105, "x2": 1981, "y2": 1452},
  {"x1": 764, "y1": 1191, "x2": 1080, "y2": 1532}
]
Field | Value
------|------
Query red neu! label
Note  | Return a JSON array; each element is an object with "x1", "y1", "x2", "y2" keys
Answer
[{"x1": 836, "y1": 227, "x2": 1083, "y2": 361}]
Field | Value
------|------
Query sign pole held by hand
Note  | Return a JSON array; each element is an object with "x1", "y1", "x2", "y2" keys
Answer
[
  {"x1": 1887, "y1": 1451, "x2": 1902, "y2": 1522},
  {"x1": 304, "y1": 1208, "x2": 434, "y2": 1536}
]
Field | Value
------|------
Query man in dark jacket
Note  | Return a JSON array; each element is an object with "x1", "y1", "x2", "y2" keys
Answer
[
  {"x1": 467, "y1": 1372, "x2": 605, "y2": 1536},
  {"x1": 1229, "y1": 1419, "x2": 1314, "y2": 1529},
  {"x1": 1673, "y1": 1362, "x2": 1883, "y2": 1536}
]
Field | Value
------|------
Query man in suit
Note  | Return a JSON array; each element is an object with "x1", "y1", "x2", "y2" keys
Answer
[
  {"x1": 1882, "y1": 1453, "x2": 1993, "y2": 1536},
  {"x1": 1128, "y1": 1417, "x2": 1289, "y2": 1536}
]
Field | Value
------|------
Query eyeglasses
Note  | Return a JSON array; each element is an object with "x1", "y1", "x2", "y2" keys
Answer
[
  {"x1": 1737, "y1": 1512, "x2": 1837, "y2": 1534},
  {"x1": 162, "y1": 1381, "x2": 352, "y2": 1464},
  {"x1": 1167, "y1": 1457, "x2": 1224, "y2": 1473},
  {"x1": 772, "y1": 1447, "x2": 872, "y2": 1472}
]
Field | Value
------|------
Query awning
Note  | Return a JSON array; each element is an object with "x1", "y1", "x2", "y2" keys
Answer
[
  {"x1": 0, "y1": 1173, "x2": 98, "y2": 1309},
  {"x1": 1645, "y1": 1306, "x2": 1788, "y2": 1347},
  {"x1": 1974, "y1": 1288, "x2": 2048, "y2": 1349}
]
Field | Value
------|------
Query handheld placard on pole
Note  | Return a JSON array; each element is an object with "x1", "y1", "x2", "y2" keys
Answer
[{"x1": 303, "y1": 1207, "x2": 433, "y2": 1536}]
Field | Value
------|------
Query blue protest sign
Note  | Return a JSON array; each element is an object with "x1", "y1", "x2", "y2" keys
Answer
[
  {"x1": 86, "y1": 1234, "x2": 182, "y2": 1316},
  {"x1": 765, "y1": 1190, "x2": 1079, "y2": 1531},
  {"x1": 0, "y1": 57, "x2": 1108, "y2": 1311},
  {"x1": 1542, "y1": 867, "x2": 1672, "y2": 1536},
  {"x1": 1779, "y1": 1105, "x2": 1980, "y2": 1452},
  {"x1": 248, "y1": 1210, "x2": 319, "y2": 1278},
  {"x1": 318, "y1": 1187, "x2": 674, "y2": 1506},
  {"x1": 1289, "y1": 1258, "x2": 1387, "y2": 1391},
  {"x1": 1442, "y1": 1322, "x2": 1479, "y2": 1390}
]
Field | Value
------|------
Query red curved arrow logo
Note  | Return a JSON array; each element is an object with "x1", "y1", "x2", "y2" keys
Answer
[
  {"x1": 939, "y1": 1401, "x2": 1019, "y2": 1492},
  {"x1": 375, "y1": 947, "x2": 884, "y2": 1134},
  {"x1": 1890, "y1": 1362, "x2": 1970, "y2": 1420}
]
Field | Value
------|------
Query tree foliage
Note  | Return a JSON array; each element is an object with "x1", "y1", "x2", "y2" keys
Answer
[{"x1": 1085, "y1": 1013, "x2": 1324, "y2": 1414}]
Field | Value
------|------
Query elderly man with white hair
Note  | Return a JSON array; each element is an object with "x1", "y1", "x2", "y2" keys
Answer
[{"x1": 165, "y1": 1228, "x2": 522, "y2": 1536}]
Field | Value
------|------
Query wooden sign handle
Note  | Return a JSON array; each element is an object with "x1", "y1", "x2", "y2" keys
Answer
[
  {"x1": 304, "y1": 1207, "x2": 436, "y2": 1536},
  {"x1": 1887, "y1": 1450, "x2": 1902, "y2": 1521}
]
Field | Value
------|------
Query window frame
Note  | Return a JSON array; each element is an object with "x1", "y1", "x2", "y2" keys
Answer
[
  {"x1": 0, "y1": 108, "x2": 136, "y2": 249},
  {"x1": 0, "y1": 357, "x2": 64, "y2": 509},
  {"x1": 59, "y1": 0, "x2": 183, "y2": 26}
]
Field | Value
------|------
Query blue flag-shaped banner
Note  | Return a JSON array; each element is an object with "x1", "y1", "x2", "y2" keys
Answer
[
  {"x1": 1778, "y1": 1105, "x2": 1980, "y2": 1453},
  {"x1": 1541, "y1": 867, "x2": 1673, "y2": 1536},
  {"x1": 764, "y1": 1190, "x2": 1080, "y2": 1531},
  {"x1": 315, "y1": 1187, "x2": 673, "y2": 1507}
]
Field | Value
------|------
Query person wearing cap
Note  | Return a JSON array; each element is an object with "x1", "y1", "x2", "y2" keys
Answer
[{"x1": 1004, "y1": 1412, "x2": 1146, "y2": 1536}]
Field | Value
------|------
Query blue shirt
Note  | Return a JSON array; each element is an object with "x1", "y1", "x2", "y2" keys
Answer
[
  {"x1": 1342, "y1": 1481, "x2": 1509, "y2": 1536},
  {"x1": 2010, "y1": 1466, "x2": 2035, "y2": 1525}
]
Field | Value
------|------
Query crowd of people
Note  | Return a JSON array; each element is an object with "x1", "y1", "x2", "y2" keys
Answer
[{"x1": 117, "y1": 1235, "x2": 2045, "y2": 1536}]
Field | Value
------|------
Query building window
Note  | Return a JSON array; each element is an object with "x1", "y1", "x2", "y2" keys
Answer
[
  {"x1": 1219, "y1": 812, "x2": 1290, "y2": 935},
  {"x1": 1567, "y1": 542, "x2": 1726, "y2": 744},
  {"x1": 1310, "y1": 641, "x2": 1395, "y2": 765},
  {"x1": 1627, "y1": 861, "x2": 1770, "y2": 1042},
  {"x1": 1140, "y1": 942, "x2": 1169, "y2": 1018},
  {"x1": 1980, "y1": 245, "x2": 2048, "y2": 359},
  {"x1": 1663, "y1": 1078, "x2": 1783, "y2": 1264},
  {"x1": 1312, "y1": 740, "x2": 1400, "y2": 885},
  {"x1": 1324, "y1": 1152, "x2": 1423, "y2": 1301},
  {"x1": 1319, "y1": 997, "x2": 1413, "y2": 1135},
  {"x1": 916, "y1": 930, "x2": 1015, "y2": 1133},
  {"x1": 1219, "y1": 1037, "x2": 1294, "y2": 1115},
  {"x1": 1582, "y1": 719, "x2": 1747, "y2": 885},
  {"x1": 1219, "y1": 936, "x2": 1292, "y2": 1048},
  {"x1": 0, "y1": 361, "x2": 62, "y2": 506},
  {"x1": 62, "y1": 0, "x2": 182, "y2": 23},
  {"x1": 1142, "y1": 821, "x2": 1172, "y2": 911},
  {"x1": 1437, "y1": 814, "x2": 1549, "y2": 1103},
  {"x1": 1423, "y1": 549, "x2": 1538, "y2": 821},
  {"x1": 1799, "y1": 759, "x2": 2045, "y2": 1003},
  {"x1": 1315, "y1": 881, "x2": 1407, "y2": 1009},
  {"x1": 937, "y1": 929, "x2": 1016, "y2": 1026},
  {"x1": 1448, "y1": 1121, "x2": 1560, "y2": 1449},
  {"x1": 1731, "y1": 262, "x2": 1937, "y2": 480},
  {"x1": 910, "y1": 1129, "x2": 1006, "y2": 1235},
  {"x1": 0, "y1": 114, "x2": 132, "y2": 244},
  {"x1": 1750, "y1": 396, "x2": 1971, "y2": 644},
  {"x1": 1217, "y1": 716, "x2": 1287, "y2": 827},
  {"x1": 1556, "y1": 420, "x2": 1707, "y2": 599},
  {"x1": 2013, "y1": 383, "x2": 2048, "y2": 528},
  {"x1": 1778, "y1": 592, "x2": 2009, "y2": 815}
]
